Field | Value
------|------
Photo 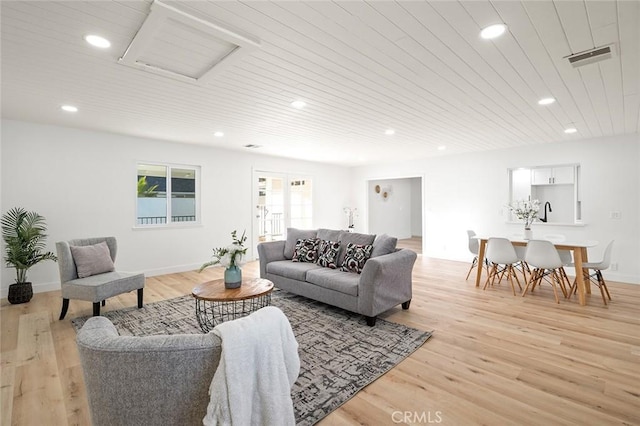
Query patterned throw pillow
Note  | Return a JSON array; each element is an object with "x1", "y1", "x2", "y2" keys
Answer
[
  {"x1": 292, "y1": 238, "x2": 320, "y2": 263},
  {"x1": 340, "y1": 242, "x2": 373, "y2": 274},
  {"x1": 316, "y1": 240, "x2": 341, "y2": 269}
]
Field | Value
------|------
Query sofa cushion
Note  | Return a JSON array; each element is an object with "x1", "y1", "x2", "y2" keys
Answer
[
  {"x1": 341, "y1": 243, "x2": 374, "y2": 274},
  {"x1": 371, "y1": 234, "x2": 398, "y2": 258},
  {"x1": 70, "y1": 241, "x2": 115, "y2": 278},
  {"x1": 292, "y1": 238, "x2": 320, "y2": 263},
  {"x1": 337, "y1": 231, "x2": 376, "y2": 266},
  {"x1": 316, "y1": 240, "x2": 341, "y2": 269},
  {"x1": 306, "y1": 268, "x2": 360, "y2": 297},
  {"x1": 266, "y1": 260, "x2": 322, "y2": 281},
  {"x1": 317, "y1": 228, "x2": 341, "y2": 241},
  {"x1": 284, "y1": 228, "x2": 318, "y2": 259}
]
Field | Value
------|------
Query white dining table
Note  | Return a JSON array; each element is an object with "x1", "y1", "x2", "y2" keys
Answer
[{"x1": 474, "y1": 236, "x2": 599, "y2": 306}]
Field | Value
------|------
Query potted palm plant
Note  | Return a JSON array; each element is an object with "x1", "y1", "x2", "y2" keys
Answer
[{"x1": 1, "y1": 207, "x2": 57, "y2": 304}]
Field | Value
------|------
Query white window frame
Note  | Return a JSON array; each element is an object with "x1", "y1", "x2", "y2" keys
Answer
[{"x1": 135, "y1": 162, "x2": 201, "y2": 228}]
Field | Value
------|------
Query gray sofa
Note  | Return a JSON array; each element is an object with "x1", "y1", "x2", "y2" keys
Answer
[
  {"x1": 77, "y1": 316, "x2": 221, "y2": 426},
  {"x1": 258, "y1": 228, "x2": 417, "y2": 326}
]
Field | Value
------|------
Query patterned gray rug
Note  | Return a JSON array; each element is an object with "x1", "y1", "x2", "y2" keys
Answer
[{"x1": 72, "y1": 289, "x2": 432, "y2": 425}]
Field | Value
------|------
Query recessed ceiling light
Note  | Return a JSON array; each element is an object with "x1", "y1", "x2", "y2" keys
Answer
[
  {"x1": 437, "y1": 145, "x2": 447, "y2": 151},
  {"x1": 538, "y1": 97, "x2": 556, "y2": 105},
  {"x1": 385, "y1": 129, "x2": 395, "y2": 135},
  {"x1": 480, "y1": 24, "x2": 507, "y2": 40},
  {"x1": 290, "y1": 100, "x2": 306, "y2": 109},
  {"x1": 84, "y1": 34, "x2": 111, "y2": 49},
  {"x1": 214, "y1": 131, "x2": 224, "y2": 137},
  {"x1": 61, "y1": 105, "x2": 78, "y2": 112},
  {"x1": 564, "y1": 127, "x2": 577, "y2": 134}
]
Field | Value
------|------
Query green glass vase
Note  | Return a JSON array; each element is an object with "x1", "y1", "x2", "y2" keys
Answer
[{"x1": 224, "y1": 265, "x2": 242, "y2": 289}]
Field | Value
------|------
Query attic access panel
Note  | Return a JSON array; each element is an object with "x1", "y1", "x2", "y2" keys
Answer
[{"x1": 119, "y1": 0, "x2": 260, "y2": 84}]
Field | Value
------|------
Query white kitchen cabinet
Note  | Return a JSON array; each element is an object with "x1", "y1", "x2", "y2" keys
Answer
[{"x1": 531, "y1": 166, "x2": 574, "y2": 185}]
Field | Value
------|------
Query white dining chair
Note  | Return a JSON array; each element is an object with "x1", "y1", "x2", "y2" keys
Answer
[
  {"x1": 508, "y1": 234, "x2": 530, "y2": 284},
  {"x1": 521, "y1": 240, "x2": 568, "y2": 303},
  {"x1": 543, "y1": 233, "x2": 572, "y2": 290},
  {"x1": 465, "y1": 230, "x2": 488, "y2": 280},
  {"x1": 483, "y1": 238, "x2": 522, "y2": 296},
  {"x1": 568, "y1": 240, "x2": 614, "y2": 305}
]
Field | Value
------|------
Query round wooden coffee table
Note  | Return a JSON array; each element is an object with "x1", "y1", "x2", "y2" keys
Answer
[{"x1": 192, "y1": 278, "x2": 274, "y2": 332}]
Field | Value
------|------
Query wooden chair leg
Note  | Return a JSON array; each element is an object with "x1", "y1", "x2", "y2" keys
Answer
[
  {"x1": 484, "y1": 264, "x2": 496, "y2": 290},
  {"x1": 594, "y1": 271, "x2": 608, "y2": 305},
  {"x1": 466, "y1": 256, "x2": 478, "y2": 280},
  {"x1": 507, "y1": 266, "x2": 516, "y2": 296},
  {"x1": 550, "y1": 271, "x2": 561, "y2": 303},
  {"x1": 522, "y1": 269, "x2": 537, "y2": 297},
  {"x1": 597, "y1": 271, "x2": 612, "y2": 301}
]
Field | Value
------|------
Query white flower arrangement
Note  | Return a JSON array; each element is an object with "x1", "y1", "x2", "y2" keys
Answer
[
  {"x1": 344, "y1": 207, "x2": 358, "y2": 229},
  {"x1": 198, "y1": 230, "x2": 248, "y2": 272},
  {"x1": 507, "y1": 199, "x2": 540, "y2": 229}
]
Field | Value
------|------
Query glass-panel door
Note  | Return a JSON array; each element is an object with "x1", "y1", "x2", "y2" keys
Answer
[
  {"x1": 255, "y1": 174, "x2": 286, "y2": 244},
  {"x1": 289, "y1": 178, "x2": 313, "y2": 229},
  {"x1": 252, "y1": 171, "x2": 313, "y2": 259}
]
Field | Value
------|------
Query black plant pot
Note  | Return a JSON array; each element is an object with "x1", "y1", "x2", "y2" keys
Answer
[{"x1": 8, "y1": 282, "x2": 33, "y2": 304}]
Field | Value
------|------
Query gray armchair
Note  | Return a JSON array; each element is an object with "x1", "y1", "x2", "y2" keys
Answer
[
  {"x1": 57, "y1": 237, "x2": 144, "y2": 320},
  {"x1": 77, "y1": 316, "x2": 221, "y2": 426}
]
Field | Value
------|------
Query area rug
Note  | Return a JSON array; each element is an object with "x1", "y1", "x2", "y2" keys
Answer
[{"x1": 72, "y1": 289, "x2": 432, "y2": 425}]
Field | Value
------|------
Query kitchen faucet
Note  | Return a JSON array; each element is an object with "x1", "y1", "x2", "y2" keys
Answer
[{"x1": 540, "y1": 202, "x2": 552, "y2": 223}]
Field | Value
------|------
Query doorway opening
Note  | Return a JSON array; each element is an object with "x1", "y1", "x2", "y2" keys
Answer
[{"x1": 367, "y1": 176, "x2": 423, "y2": 254}]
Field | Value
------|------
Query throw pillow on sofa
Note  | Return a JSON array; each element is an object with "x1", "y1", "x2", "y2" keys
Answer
[
  {"x1": 292, "y1": 238, "x2": 320, "y2": 263},
  {"x1": 341, "y1": 242, "x2": 373, "y2": 274},
  {"x1": 337, "y1": 231, "x2": 376, "y2": 266},
  {"x1": 371, "y1": 233, "x2": 398, "y2": 258},
  {"x1": 284, "y1": 228, "x2": 318, "y2": 259},
  {"x1": 316, "y1": 240, "x2": 341, "y2": 269}
]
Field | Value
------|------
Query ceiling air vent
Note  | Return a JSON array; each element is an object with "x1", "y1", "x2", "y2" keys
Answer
[
  {"x1": 565, "y1": 45, "x2": 615, "y2": 68},
  {"x1": 119, "y1": 0, "x2": 260, "y2": 85}
]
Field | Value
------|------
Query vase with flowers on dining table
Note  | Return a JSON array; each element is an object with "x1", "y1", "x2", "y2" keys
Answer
[{"x1": 507, "y1": 199, "x2": 540, "y2": 240}]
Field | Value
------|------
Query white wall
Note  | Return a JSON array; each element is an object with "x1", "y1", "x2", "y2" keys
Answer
[
  {"x1": 352, "y1": 134, "x2": 640, "y2": 284},
  {"x1": 368, "y1": 178, "x2": 412, "y2": 238},
  {"x1": 1, "y1": 120, "x2": 352, "y2": 295}
]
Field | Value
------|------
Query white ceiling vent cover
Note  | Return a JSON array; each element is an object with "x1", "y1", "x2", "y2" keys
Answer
[
  {"x1": 565, "y1": 44, "x2": 615, "y2": 68},
  {"x1": 119, "y1": 0, "x2": 260, "y2": 84}
]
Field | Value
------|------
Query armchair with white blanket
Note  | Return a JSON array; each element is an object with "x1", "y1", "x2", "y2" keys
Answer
[{"x1": 77, "y1": 307, "x2": 299, "y2": 426}]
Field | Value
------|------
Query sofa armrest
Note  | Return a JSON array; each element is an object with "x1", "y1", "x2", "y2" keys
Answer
[
  {"x1": 257, "y1": 240, "x2": 287, "y2": 278},
  {"x1": 357, "y1": 249, "x2": 417, "y2": 317}
]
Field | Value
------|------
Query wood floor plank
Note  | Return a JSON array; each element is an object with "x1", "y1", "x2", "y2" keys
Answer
[{"x1": 1, "y1": 255, "x2": 638, "y2": 425}]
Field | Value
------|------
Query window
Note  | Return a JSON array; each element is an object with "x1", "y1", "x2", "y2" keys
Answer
[{"x1": 136, "y1": 163, "x2": 199, "y2": 226}]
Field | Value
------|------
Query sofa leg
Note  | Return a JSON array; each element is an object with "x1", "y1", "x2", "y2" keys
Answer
[
  {"x1": 93, "y1": 302, "x2": 100, "y2": 316},
  {"x1": 101, "y1": 300, "x2": 106, "y2": 307},
  {"x1": 402, "y1": 300, "x2": 411, "y2": 310},
  {"x1": 59, "y1": 299, "x2": 69, "y2": 320},
  {"x1": 137, "y1": 288, "x2": 144, "y2": 308},
  {"x1": 365, "y1": 316, "x2": 377, "y2": 326}
]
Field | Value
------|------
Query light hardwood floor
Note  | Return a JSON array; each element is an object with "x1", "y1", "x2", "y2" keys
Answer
[{"x1": 2, "y1": 257, "x2": 639, "y2": 425}]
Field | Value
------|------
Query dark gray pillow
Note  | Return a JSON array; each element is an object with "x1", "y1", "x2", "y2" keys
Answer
[
  {"x1": 337, "y1": 231, "x2": 376, "y2": 266},
  {"x1": 70, "y1": 241, "x2": 115, "y2": 278},
  {"x1": 284, "y1": 228, "x2": 318, "y2": 259},
  {"x1": 371, "y1": 234, "x2": 398, "y2": 258}
]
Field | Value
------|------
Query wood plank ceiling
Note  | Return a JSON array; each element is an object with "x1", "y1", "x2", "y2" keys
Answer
[{"x1": 1, "y1": 0, "x2": 638, "y2": 166}]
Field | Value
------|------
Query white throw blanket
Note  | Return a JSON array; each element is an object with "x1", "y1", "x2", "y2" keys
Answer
[{"x1": 203, "y1": 306, "x2": 300, "y2": 426}]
